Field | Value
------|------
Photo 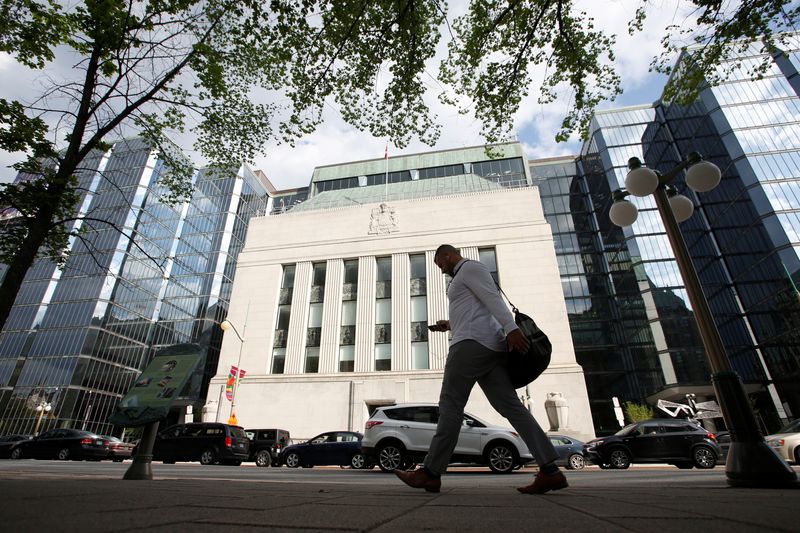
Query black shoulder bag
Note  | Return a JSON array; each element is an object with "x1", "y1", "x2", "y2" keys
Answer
[
  {"x1": 494, "y1": 283, "x2": 552, "y2": 388},
  {"x1": 453, "y1": 260, "x2": 552, "y2": 388}
]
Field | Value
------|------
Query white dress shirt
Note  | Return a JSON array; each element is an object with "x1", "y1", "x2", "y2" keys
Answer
[{"x1": 447, "y1": 258, "x2": 518, "y2": 352}]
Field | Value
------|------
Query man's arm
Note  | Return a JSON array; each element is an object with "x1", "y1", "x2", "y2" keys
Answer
[{"x1": 462, "y1": 262, "x2": 530, "y2": 352}]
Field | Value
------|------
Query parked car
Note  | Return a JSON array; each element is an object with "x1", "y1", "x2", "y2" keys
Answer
[
  {"x1": 766, "y1": 418, "x2": 800, "y2": 465},
  {"x1": 549, "y1": 434, "x2": 586, "y2": 470},
  {"x1": 102, "y1": 436, "x2": 135, "y2": 461},
  {"x1": 245, "y1": 428, "x2": 291, "y2": 467},
  {"x1": 583, "y1": 418, "x2": 720, "y2": 469},
  {"x1": 0, "y1": 434, "x2": 31, "y2": 459},
  {"x1": 280, "y1": 431, "x2": 367, "y2": 469},
  {"x1": 361, "y1": 403, "x2": 533, "y2": 474},
  {"x1": 141, "y1": 422, "x2": 249, "y2": 465},
  {"x1": 715, "y1": 431, "x2": 731, "y2": 464},
  {"x1": 9, "y1": 429, "x2": 109, "y2": 461}
]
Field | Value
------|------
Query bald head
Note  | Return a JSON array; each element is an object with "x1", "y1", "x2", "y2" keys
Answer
[{"x1": 434, "y1": 244, "x2": 463, "y2": 276}]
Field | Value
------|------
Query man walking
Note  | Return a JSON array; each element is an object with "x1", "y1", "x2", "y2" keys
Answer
[{"x1": 394, "y1": 244, "x2": 567, "y2": 494}]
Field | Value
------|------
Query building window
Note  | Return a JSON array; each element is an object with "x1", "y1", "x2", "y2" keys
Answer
[
  {"x1": 375, "y1": 257, "x2": 392, "y2": 371},
  {"x1": 272, "y1": 348, "x2": 286, "y2": 374},
  {"x1": 305, "y1": 347, "x2": 320, "y2": 373},
  {"x1": 343, "y1": 259, "x2": 358, "y2": 301},
  {"x1": 375, "y1": 344, "x2": 391, "y2": 371},
  {"x1": 410, "y1": 254, "x2": 426, "y2": 296},
  {"x1": 310, "y1": 262, "x2": 326, "y2": 303},
  {"x1": 273, "y1": 264, "x2": 294, "y2": 356},
  {"x1": 412, "y1": 342, "x2": 429, "y2": 370},
  {"x1": 339, "y1": 298, "x2": 356, "y2": 372},
  {"x1": 410, "y1": 253, "x2": 429, "y2": 369},
  {"x1": 479, "y1": 248, "x2": 498, "y2": 284},
  {"x1": 339, "y1": 345, "x2": 355, "y2": 372}
]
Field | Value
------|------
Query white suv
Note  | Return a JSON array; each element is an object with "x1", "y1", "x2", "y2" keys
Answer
[{"x1": 361, "y1": 403, "x2": 532, "y2": 474}]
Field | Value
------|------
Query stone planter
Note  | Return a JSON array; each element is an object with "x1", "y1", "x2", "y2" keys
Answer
[{"x1": 545, "y1": 392, "x2": 569, "y2": 431}]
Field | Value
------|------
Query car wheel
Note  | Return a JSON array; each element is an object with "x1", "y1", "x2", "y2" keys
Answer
[
  {"x1": 486, "y1": 442, "x2": 517, "y2": 474},
  {"x1": 350, "y1": 452, "x2": 367, "y2": 469},
  {"x1": 794, "y1": 447, "x2": 800, "y2": 465},
  {"x1": 377, "y1": 442, "x2": 406, "y2": 473},
  {"x1": 285, "y1": 452, "x2": 301, "y2": 468},
  {"x1": 199, "y1": 448, "x2": 217, "y2": 465},
  {"x1": 608, "y1": 448, "x2": 631, "y2": 469},
  {"x1": 10, "y1": 447, "x2": 23, "y2": 460},
  {"x1": 693, "y1": 445, "x2": 716, "y2": 469},
  {"x1": 255, "y1": 450, "x2": 271, "y2": 467},
  {"x1": 57, "y1": 447, "x2": 71, "y2": 461},
  {"x1": 566, "y1": 453, "x2": 585, "y2": 470}
]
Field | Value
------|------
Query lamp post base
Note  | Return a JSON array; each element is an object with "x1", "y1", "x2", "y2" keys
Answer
[
  {"x1": 712, "y1": 372, "x2": 797, "y2": 487},
  {"x1": 725, "y1": 441, "x2": 797, "y2": 487},
  {"x1": 123, "y1": 420, "x2": 160, "y2": 481},
  {"x1": 123, "y1": 454, "x2": 154, "y2": 481}
]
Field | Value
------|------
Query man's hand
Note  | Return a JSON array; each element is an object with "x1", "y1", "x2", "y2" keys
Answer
[
  {"x1": 428, "y1": 320, "x2": 450, "y2": 332},
  {"x1": 506, "y1": 329, "x2": 530, "y2": 353}
]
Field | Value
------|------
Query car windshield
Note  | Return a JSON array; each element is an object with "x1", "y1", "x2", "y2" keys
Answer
[
  {"x1": 614, "y1": 423, "x2": 639, "y2": 436},
  {"x1": 102, "y1": 436, "x2": 121, "y2": 443},
  {"x1": 776, "y1": 418, "x2": 800, "y2": 434}
]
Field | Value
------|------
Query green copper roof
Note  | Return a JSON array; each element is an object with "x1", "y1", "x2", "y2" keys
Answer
[{"x1": 290, "y1": 172, "x2": 510, "y2": 212}]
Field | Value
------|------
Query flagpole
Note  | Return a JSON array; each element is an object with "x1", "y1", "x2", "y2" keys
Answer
[{"x1": 384, "y1": 142, "x2": 389, "y2": 203}]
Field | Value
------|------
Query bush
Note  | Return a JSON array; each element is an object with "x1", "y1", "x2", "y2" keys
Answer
[{"x1": 623, "y1": 401, "x2": 654, "y2": 423}]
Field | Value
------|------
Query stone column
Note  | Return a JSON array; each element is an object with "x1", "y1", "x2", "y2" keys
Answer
[{"x1": 319, "y1": 258, "x2": 343, "y2": 374}]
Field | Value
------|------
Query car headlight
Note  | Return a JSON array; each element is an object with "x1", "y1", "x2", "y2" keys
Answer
[{"x1": 769, "y1": 439, "x2": 784, "y2": 448}]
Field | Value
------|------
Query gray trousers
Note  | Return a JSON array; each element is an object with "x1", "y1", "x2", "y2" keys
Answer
[{"x1": 423, "y1": 340, "x2": 559, "y2": 476}]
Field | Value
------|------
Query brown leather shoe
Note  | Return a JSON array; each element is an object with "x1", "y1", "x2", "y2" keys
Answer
[
  {"x1": 517, "y1": 470, "x2": 568, "y2": 494},
  {"x1": 394, "y1": 468, "x2": 441, "y2": 493}
]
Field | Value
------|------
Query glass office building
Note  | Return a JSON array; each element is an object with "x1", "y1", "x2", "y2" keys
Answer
[
  {"x1": 534, "y1": 34, "x2": 800, "y2": 434},
  {"x1": 0, "y1": 138, "x2": 269, "y2": 435}
]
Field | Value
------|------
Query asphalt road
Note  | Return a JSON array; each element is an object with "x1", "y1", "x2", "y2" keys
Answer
[{"x1": 0, "y1": 459, "x2": 740, "y2": 489}]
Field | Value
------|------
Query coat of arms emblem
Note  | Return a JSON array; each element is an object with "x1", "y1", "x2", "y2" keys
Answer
[{"x1": 368, "y1": 203, "x2": 399, "y2": 235}]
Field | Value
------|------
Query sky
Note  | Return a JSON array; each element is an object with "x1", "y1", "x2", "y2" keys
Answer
[{"x1": 0, "y1": 1, "x2": 690, "y2": 190}]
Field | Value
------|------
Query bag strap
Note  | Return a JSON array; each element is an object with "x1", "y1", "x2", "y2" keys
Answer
[
  {"x1": 493, "y1": 279, "x2": 518, "y2": 314},
  {"x1": 453, "y1": 258, "x2": 518, "y2": 313}
]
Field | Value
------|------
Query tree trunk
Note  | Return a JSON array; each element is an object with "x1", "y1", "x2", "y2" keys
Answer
[
  {"x1": 0, "y1": 213, "x2": 56, "y2": 332},
  {"x1": 0, "y1": 173, "x2": 70, "y2": 333}
]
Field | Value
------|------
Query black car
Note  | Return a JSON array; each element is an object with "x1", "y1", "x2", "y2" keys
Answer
[
  {"x1": 9, "y1": 429, "x2": 109, "y2": 460},
  {"x1": 0, "y1": 434, "x2": 31, "y2": 458},
  {"x1": 280, "y1": 431, "x2": 367, "y2": 469},
  {"x1": 147, "y1": 422, "x2": 250, "y2": 465},
  {"x1": 245, "y1": 428, "x2": 291, "y2": 467},
  {"x1": 584, "y1": 418, "x2": 720, "y2": 469}
]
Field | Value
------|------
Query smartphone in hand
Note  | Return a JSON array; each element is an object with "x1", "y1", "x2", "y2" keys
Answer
[{"x1": 427, "y1": 324, "x2": 442, "y2": 332}]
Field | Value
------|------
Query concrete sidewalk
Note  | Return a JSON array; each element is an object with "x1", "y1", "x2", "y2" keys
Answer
[{"x1": 1, "y1": 472, "x2": 798, "y2": 532}]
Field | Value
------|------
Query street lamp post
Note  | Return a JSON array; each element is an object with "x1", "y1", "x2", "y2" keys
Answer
[
  {"x1": 220, "y1": 316, "x2": 246, "y2": 426},
  {"x1": 33, "y1": 401, "x2": 52, "y2": 436},
  {"x1": 609, "y1": 153, "x2": 796, "y2": 487}
]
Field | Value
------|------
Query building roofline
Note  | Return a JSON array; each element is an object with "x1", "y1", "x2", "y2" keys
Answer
[{"x1": 312, "y1": 141, "x2": 522, "y2": 171}]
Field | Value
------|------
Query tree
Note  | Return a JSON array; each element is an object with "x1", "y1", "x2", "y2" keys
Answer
[
  {"x1": 0, "y1": 0, "x2": 798, "y2": 336},
  {"x1": 623, "y1": 401, "x2": 654, "y2": 423}
]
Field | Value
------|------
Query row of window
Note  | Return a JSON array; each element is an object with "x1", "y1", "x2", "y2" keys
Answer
[
  {"x1": 267, "y1": 250, "x2": 496, "y2": 374},
  {"x1": 312, "y1": 158, "x2": 526, "y2": 195}
]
